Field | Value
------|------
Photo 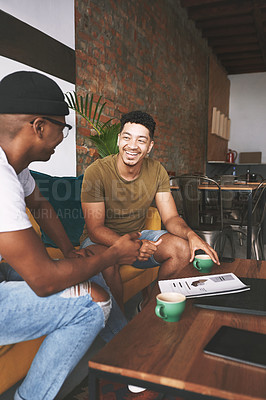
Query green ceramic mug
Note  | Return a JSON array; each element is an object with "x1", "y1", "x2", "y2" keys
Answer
[
  {"x1": 155, "y1": 292, "x2": 186, "y2": 322},
  {"x1": 193, "y1": 254, "x2": 214, "y2": 273}
]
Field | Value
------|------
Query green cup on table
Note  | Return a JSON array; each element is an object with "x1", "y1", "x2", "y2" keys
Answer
[
  {"x1": 155, "y1": 292, "x2": 186, "y2": 322},
  {"x1": 193, "y1": 254, "x2": 214, "y2": 274}
]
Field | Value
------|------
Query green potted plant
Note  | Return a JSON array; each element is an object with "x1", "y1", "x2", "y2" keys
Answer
[{"x1": 65, "y1": 92, "x2": 120, "y2": 158}]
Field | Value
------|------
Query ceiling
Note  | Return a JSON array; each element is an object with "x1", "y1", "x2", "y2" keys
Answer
[{"x1": 180, "y1": 0, "x2": 266, "y2": 75}]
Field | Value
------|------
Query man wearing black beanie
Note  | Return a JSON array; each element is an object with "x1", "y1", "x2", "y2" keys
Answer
[{"x1": 0, "y1": 71, "x2": 140, "y2": 400}]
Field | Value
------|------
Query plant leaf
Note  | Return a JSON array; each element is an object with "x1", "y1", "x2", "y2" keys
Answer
[
  {"x1": 93, "y1": 96, "x2": 103, "y2": 123},
  {"x1": 65, "y1": 91, "x2": 120, "y2": 157},
  {"x1": 80, "y1": 95, "x2": 83, "y2": 114},
  {"x1": 74, "y1": 92, "x2": 80, "y2": 112},
  {"x1": 84, "y1": 93, "x2": 89, "y2": 117},
  {"x1": 88, "y1": 93, "x2": 93, "y2": 120}
]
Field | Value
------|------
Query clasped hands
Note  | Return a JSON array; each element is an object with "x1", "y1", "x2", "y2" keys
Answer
[
  {"x1": 64, "y1": 233, "x2": 161, "y2": 265},
  {"x1": 111, "y1": 234, "x2": 162, "y2": 265}
]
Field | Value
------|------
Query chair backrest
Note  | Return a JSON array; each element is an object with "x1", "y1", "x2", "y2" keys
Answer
[
  {"x1": 145, "y1": 207, "x2": 161, "y2": 230},
  {"x1": 178, "y1": 175, "x2": 200, "y2": 229},
  {"x1": 242, "y1": 179, "x2": 266, "y2": 226},
  {"x1": 173, "y1": 175, "x2": 223, "y2": 231},
  {"x1": 30, "y1": 170, "x2": 85, "y2": 247},
  {"x1": 234, "y1": 179, "x2": 266, "y2": 227},
  {"x1": 252, "y1": 180, "x2": 266, "y2": 210}
]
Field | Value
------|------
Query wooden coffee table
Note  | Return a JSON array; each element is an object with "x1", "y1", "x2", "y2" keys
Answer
[{"x1": 89, "y1": 259, "x2": 266, "y2": 400}]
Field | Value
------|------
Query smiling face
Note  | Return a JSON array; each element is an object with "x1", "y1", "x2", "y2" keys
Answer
[
  {"x1": 42, "y1": 116, "x2": 65, "y2": 160},
  {"x1": 117, "y1": 122, "x2": 154, "y2": 168}
]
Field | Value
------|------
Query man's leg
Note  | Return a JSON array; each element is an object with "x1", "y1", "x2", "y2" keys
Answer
[
  {"x1": 81, "y1": 239, "x2": 124, "y2": 309},
  {"x1": 0, "y1": 269, "x2": 110, "y2": 400},
  {"x1": 153, "y1": 233, "x2": 191, "y2": 279},
  {"x1": 83, "y1": 242, "x2": 124, "y2": 311},
  {"x1": 133, "y1": 230, "x2": 191, "y2": 306},
  {"x1": 80, "y1": 239, "x2": 127, "y2": 342},
  {"x1": 102, "y1": 264, "x2": 124, "y2": 311},
  {"x1": 90, "y1": 272, "x2": 127, "y2": 342},
  {"x1": 133, "y1": 230, "x2": 190, "y2": 278}
]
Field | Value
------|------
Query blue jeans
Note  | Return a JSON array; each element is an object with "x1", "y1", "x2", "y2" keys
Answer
[
  {"x1": 0, "y1": 263, "x2": 112, "y2": 400},
  {"x1": 80, "y1": 229, "x2": 167, "y2": 339},
  {"x1": 80, "y1": 240, "x2": 128, "y2": 342},
  {"x1": 132, "y1": 229, "x2": 167, "y2": 268}
]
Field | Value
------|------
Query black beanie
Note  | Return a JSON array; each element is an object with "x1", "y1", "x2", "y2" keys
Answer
[{"x1": 0, "y1": 71, "x2": 69, "y2": 115}]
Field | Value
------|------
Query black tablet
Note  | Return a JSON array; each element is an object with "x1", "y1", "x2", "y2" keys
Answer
[
  {"x1": 204, "y1": 326, "x2": 266, "y2": 369},
  {"x1": 194, "y1": 278, "x2": 266, "y2": 316}
]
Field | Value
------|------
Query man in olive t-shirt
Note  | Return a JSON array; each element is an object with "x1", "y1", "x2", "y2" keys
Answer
[
  {"x1": 81, "y1": 110, "x2": 219, "y2": 308},
  {"x1": 80, "y1": 154, "x2": 169, "y2": 240}
]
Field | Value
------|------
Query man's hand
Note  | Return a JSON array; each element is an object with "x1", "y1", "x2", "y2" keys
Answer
[
  {"x1": 137, "y1": 239, "x2": 162, "y2": 261},
  {"x1": 112, "y1": 232, "x2": 141, "y2": 264},
  {"x1": 187, "y1": 231, "x2": 220, "y2": 265}
]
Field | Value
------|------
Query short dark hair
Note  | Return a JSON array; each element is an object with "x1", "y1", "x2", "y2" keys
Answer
[{"x1": 120, "y1": 110, "x2": 156, "y2": 139}]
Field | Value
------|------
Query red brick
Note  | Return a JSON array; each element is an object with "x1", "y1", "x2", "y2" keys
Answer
[
  {"x1": 76, "y1": 145, "x2": 88, "y2": 154},
  {"x1": 75, "y1": 0, "x2": 220, "y2": 175},
  {"x1": 78, "y1": 127, "x2": 91, "y2": 137}
]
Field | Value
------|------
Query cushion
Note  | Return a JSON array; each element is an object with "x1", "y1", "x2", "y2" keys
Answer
[
  {"x1": 0, "y1": 337, "x2": 45, "y2": 395},
  {"x1": 30, "y1": 171, "x2": 85, "y2": 247}
]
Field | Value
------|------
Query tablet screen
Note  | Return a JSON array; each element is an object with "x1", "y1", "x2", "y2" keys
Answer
[{"x1": 204, "y1": 326, "x2": 266, "y2": 369}]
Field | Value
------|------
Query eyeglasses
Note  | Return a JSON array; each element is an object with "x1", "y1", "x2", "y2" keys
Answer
[{"x1": 30, "y1": 117, "x2": 72, "y2": 139}]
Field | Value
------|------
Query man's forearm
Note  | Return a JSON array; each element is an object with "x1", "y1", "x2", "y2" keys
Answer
[
  {"x1": 87, "y1": 226, "x2": 121, "y2": 247},
  {"x1": 164, "y1": 215, "x2": 194, "y2": 240},
  {"x1": 28, "y1": 245, "x2": 120, "y2": 297},
  {"x1": 30, "y1": 201, "x2": 74, "y2": 256},
  {"x1": 2, "y1": 228, "x2": 140, "y2": 297}
]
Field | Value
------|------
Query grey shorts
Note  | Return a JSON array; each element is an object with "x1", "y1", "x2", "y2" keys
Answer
[{"x1": 80, "y1": 229, "x2": 168, "y2": 269}]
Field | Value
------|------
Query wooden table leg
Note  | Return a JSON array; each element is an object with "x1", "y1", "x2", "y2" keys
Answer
[{"x1": 88, "y1": 368, "x2": 98, "y2": 400}]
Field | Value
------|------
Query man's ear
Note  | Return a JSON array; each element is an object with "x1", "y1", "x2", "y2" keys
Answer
[
  {"x1": 117, "y1": 133, "x2": 121, "y2": 146},
  {"x1": 147, "y1": 140, "x2": 154, "y2": 154},
  {"x1": 32, "y1": 118, "x2": 44, "y2": 139}
]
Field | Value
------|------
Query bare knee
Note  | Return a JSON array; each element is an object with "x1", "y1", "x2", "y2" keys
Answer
[
  {"x1": 60, "y1": 281, "x2": 109, "y2": 302},
  {"x1": 174, "y1": 237, "x2": 190, "y2": 260},
  {"x1": 156, "y1": 234, "x2": 190, "y2": 263},
  {"x1": 155, "y1": 235, "x2": 190, "y2": 279},
  {"x1": 91, "y1": 282, "x2": 110, "y2": 302}
]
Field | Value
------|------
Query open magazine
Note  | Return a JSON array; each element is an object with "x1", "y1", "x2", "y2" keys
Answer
[{"x1": 158, "y1": 273, "x2": 250, "y2": 298}]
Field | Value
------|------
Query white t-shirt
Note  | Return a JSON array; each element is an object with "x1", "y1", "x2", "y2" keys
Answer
[{"x1": 0, "y1": 147, "x2": 35, "y2": 260}]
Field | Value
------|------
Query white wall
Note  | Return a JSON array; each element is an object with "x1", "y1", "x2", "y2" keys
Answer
[
  {"x1": 0, "y1": 0, "x2": 74, "y2": 48},
  {"x1": 228, "y1": 72, "x2": 266, "y2": 164},
  {"x1": 0, "y1": 0, "x2": 77, "y2": 176}
]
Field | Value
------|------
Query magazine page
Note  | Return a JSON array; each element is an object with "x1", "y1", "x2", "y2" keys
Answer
[{"x1": 158, "y1": 273, "x2": 250, "y2": 298}]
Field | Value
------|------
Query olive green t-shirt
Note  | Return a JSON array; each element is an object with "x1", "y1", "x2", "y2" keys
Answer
[{"x1": 80, "y1": 154, "x2": 170, "y2": 241}]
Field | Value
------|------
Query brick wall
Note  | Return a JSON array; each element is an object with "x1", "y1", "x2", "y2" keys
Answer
[{"x1": 75, "y1": 0, "x2": 210, "y2": 176}]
